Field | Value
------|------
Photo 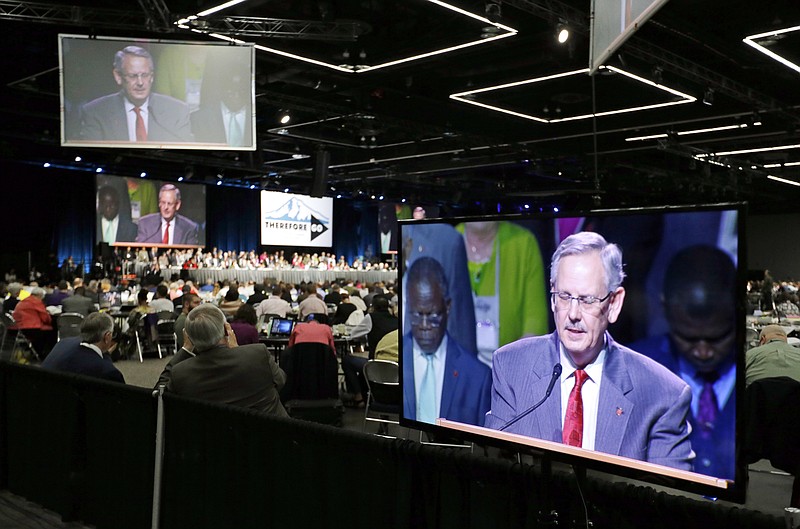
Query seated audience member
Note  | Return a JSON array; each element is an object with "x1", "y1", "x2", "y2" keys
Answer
[
  {"x1": 349, "y1": 292, "x2": 367, "y2": 312},
  {"x1": 342, "y1": 296, "x2": 399, "y2": 407},
  {"x1": 41, "y1": 313, "x2": 125, "y2": 383},
  {"x1": 247, "y1": 282, "x2": 268, "y2": 306},
  {"x1": 172, "y1": 284, "x2": 191, "y2": 314},
  {"x1": 295, "y1": 283, "x2": 310, "y2": 304},
  {"x1": 229, "y1": 303, "x2": 260, "y2": 345},
  {"x1": 149, "y1": 284, "x2": 174, "y2": 313},
  {"x1": 288, "y1": 314, "x2": 336, "y2": 352},
  {"x1": 175, "y1": 293, "x2": 201, "y2": 349},
  {"x1": 281, "y1": 284, "x2": 294, "y2": 304},
  {"x1": 166, "y1": 304, "x2": 288, "y2": 416},
  {"x1": 218, "y1": 287, "x2": 243, "y2": 318},
  {"x1": 256, "y1": 286, "x2": 292, "y2": 318},
  {"x1": 3, "y1": 282, "x2": 22, "y2": 314},
  {"x1": 84, "y1": 280, "x2": 102, "y2": 305},
  {"x1": 746, "y1": 325, "x2": 800, "y2": 387},
  {"x1": 324, "y1": 284, "x2": 342, "y2": 305},
  {"x1": 61, "y1": 286, "x2": 98, "y2": 316},
  {"x1": 775, "y1": 291, "x2": 800, "y2": 317},
  {"x1": 298, "y1": 284, "x2": 327, "y2": 320},
  {"x1": 362, "y1": 283, "x2": 384, "y2": 309},
  {"x1": 12, "y1": 286, "x2": 57, "y2": 358},
  {"x1": 374, "y1": 329, "x2": 399, "y2": 362},
  {"x1": 44, "y1": 280, "x2": 71, "y2": 307},
  {"x1": 133, "y1": 290, "x2": 150, "y2": 314},
  {"x1": 331, "y1": 292, "x2": 358, "y2": 325}
]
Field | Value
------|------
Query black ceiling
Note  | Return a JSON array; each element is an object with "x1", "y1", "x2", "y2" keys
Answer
[{"x1": 1, "y1": 0, "x2": 799, "y2": 214}]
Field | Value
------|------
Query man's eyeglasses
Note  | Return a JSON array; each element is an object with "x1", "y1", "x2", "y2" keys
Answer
[
  {"x1": 120, "y1": 72, "x2": 154, "y2": 82},
  {"x1": 551, "y1": 291, "x2": 613, "y2": 314},
  {"x1": 410, "y1": 311, "x2": 445, "y2": 327}
]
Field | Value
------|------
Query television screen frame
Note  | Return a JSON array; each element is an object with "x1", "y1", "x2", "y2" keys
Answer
[
  {"x1": 398, "y1": 203, "x2": 747, "y2": 503},
  {"x1": 95, "y1": 174, "x2": 207, "y2": 248},
  {"x1": 60, "y1": 34, "x2": 256, "y2": 151}
]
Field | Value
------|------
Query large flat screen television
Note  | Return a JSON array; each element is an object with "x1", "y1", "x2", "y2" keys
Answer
[
  {"x1": 60, "y1": 34, "x2": 256, "y2": 150},
  {"x1": 96, "y1": 174, "x2": 206, "y2": 248},
  {"x1": 398, "y1": 203, "x2": 746, "y2": 502}
]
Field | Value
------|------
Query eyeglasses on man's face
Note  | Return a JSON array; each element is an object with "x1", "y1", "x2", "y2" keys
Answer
[
  {"x1": 409, "y1": 311, "x2": 444, "y2": 327},
  {"x1": 120, "y1": 72, "x2": 154, "y2": 83},
  {"x1": 551, "y1": 290, "x2": 613, "y2": 314}
]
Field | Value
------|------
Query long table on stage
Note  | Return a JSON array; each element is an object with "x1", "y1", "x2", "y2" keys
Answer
[{"x1": 134, "y1": 263, "x2": 397, "y2": 285}]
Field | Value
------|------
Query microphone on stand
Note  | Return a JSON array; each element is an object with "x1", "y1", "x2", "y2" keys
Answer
[{"x1": 498, "y1": 363, "x2": 562, "y2": 432}]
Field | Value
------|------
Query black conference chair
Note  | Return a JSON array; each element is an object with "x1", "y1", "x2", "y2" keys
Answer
[
  {"x1": 280, "y1": 341, "x2": 343, "y2": 426},
  {"x1": 57, "y1": 312, "x2": 85, "y2": 340},
  {"x1": 155, "y1": 318, "x2": 177, "y2": 358},
  {"x1": 743, "y1": 376, "x2": 800, "y2": 507},
  {"x1": 363, "y1": 359, "x2": 401, "y2": 437}
]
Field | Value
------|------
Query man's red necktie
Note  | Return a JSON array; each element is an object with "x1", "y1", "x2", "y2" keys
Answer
[
  {"x1": 563, "y1": 369, "x2": 589, "y2": 447},
  {"x1": 162, "y1": 221, "x2": 170, "y2": 245},
  {"x1": 133, "y1": 106, "x2": 147, "y2": 142}
]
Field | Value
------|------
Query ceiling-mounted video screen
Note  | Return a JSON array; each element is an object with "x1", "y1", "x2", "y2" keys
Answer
[
  {"x1": 399, "y1": 204, "x2": 746, "y2": 502},
  {"x1": 60, "y1": 34, "x2": 255, "y2": 150},
  {"x1": 96, "y1": 174, "x2": 206, "y2": 248}
]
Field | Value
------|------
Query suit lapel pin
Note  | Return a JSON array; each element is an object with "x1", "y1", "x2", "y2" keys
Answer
[
  {"x1": 616, "y1": 407, "x2": 623, "y2": 416},
  {"x1": 453, "y1": 370, "x2": 459, "y2": 377}
]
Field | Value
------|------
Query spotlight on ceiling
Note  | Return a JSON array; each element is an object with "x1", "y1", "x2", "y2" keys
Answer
[
  {"x1": 557, "y1": 22, "x2": 570, "y2": 44},
  {"x1": 278, "y1": 110, "x2": 291, "y2": 125},
  {"x1": 703, "y1": 88, "x2": 715, "y2": 106},
  {"x1": 652, "y1": 65, "x2": 663, "y2": 84}
]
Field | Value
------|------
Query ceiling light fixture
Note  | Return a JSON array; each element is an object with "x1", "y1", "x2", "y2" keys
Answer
[
  {"x1": 625, "y1": 123, "x2": 754, "y2": 141},
  {"x1": 695, "y1": 144, "x2": 800, "y2": 158},
  {"x1": 767, "y1": 175, "x2": 800, "y2": 187},
  {"x1": 764, "y1": 161, "x2": 800, "y2": 168},
  {"x1": 279, "y1": 110, "x2": 291, "y2": 125},
  {"x1": 556, "y1": 22, "x2": 570, "y2": 44},
  {"x1": 450, "y1": 65, "x2": 696, "y2": 123},
  {"x1": 703, "y1": 88, "x2": 714, "y2": 106},
  {"x1": 196, "y1": 1, "x2": 517, "y2": 74},
  {"x1": 196, "y1": 0, "x2": 247, "y2": 17},
  {"x1": 743, "y1": 25, "x2": 800, "y2": 74}
]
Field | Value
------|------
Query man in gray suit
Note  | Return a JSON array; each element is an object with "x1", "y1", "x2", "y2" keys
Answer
[
  {"x1": 79, "y1": 46, "x2": 192, "y2": 143},
  {"x1": 166, "y1": 304, "x2": 288, "y2": 417},
  {"x1": 485, "y1": 232, "x2": 694, "y2": 471},
  {"x1": 61, "y1": 286, "x2": 97, "y2": 317},
  {"x1": 136, "y1": 184, "x2": 200, "y2": 245}
]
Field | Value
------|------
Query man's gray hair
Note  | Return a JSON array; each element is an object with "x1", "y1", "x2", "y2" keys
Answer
[
  {"x1": 159, "y1": 183, "x2": 182, "y2": 202},
  {"x1": 30, "y1": 287, "x2": 46, "y2": 299},
  {"x1": 114, "y1": 45, "x2": 154, "y2": 72},
  {"x1": 80, "y1": 312, "x2": 114, "y2": 344},
  {"x1": 550, "y1": 231, "x2": 626, "y2": 292},
  {"x1": 185, "y1": 303, "x2": 226, "y2": 352},
  {"x1": 7, "y1": 282, "x2": 21, "y2": 296}
]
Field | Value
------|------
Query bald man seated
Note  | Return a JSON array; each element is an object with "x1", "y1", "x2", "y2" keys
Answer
[{"x1": 746, "y1": 325, "x2": 800, "y2": 387}]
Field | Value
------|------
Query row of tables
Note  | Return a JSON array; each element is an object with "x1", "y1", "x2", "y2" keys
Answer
[{"x1": 133, "y1": 263, "x2": 398, "y2": 285}]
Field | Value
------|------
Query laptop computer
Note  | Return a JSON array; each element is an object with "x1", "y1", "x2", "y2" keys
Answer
[{"x1": 266, "y1": 317, "x2": 295, "y2": 338}]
